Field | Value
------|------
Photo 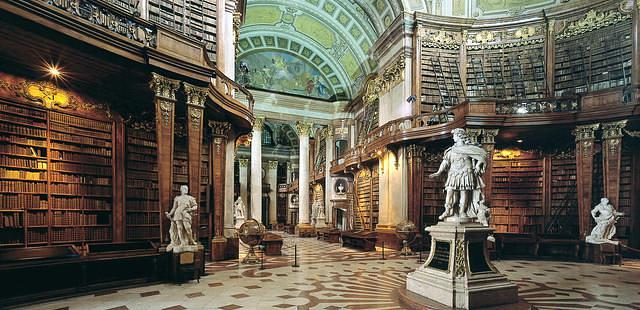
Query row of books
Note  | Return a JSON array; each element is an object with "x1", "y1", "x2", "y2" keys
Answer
[
  {"x1": 127, "y1": 137, "x2": 156, "y2": 148},
  {"x1": 50, "y1": 183, "x2": 112, "y2": 196},
  {"x1": 50, "y1": 197, "x2": 111, "y2": 210},
  {"x1": 1, "y1": 113, "x2": 46, "y2": 128},
  {"x1": 50, "y1": 172, "x2": 111, "y2": 185},
  {"x1": 52, "y1": 211, "x2": 109, "y2": 226},
  {"x1": 0, "y1": 168, "x2": 46, "y2": 180},
  {"x1": 126, "y1": 188, "x2": 159, "y2": 199},
  {"x1": 0, "y1": 102, "x2": 47, "y2": 119},
  {"x1": 0, "y1": 212, "x2": 23, "y2": 228},
  {"x1": 50, "y1": 142, "x2": 112, "y2": 157},
  {"x1": 0, "y1": 144, "x2": 44, "y2": 157},
  {"x1": 50, "y1": 122, "x2": 111, "y2": 140},
  {"x1": 126, "y1": 213, "x2": 160, "y2": 225},
  {"x1": 0, "y1": 135, "x2": 46, "y2": 147},
  {"x1": 50, "y1": 112, "x2": 112, "y2": 132},
  {"x1": 0, "y1": 122, "x2": 47, "y2": 138},
  {"x1": 50, "y1": 162, "x2": 112, "y2": 175},
  {"x1": 27, "y1": 230, "x2": 47, "y2": 243},
  {"x1": 127, "y1": 161, "x2": 157, "y2": 172},
  {"x1": 0, "y1": 194, "x2": 47, "y2": 209},
  {"x1": 50, "y1": 132, "x2": 111, "y2": 148},
  {"x1": 0, "y1": 157, "x2": 47, "y2": 170},
  {"x1": 126, "y1": 226, "x2": 160, "y2": 240},
  {"x1": 0, "y1": 180, "x2": 47, "y2": 193},
  {"x1": 127, "y1": 153, "x2": 157, "y2": 162},
  {"x1": 27, "y1": 212, "x2": 47, "y2": 226},
  {"x1": 50, "y1": 150, "x2": 112, "y2": 166}
]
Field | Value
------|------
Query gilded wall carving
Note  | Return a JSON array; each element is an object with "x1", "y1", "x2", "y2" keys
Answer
[
  {"x1": 419, "y1": 27, "x2": 462, "y2": 49},
  {"x1": 149, "y1": 73, "x2": 180, "y2": 100},
  {"x1": 363, "y1": 56, "x2": 405, "y2": 106},
  {"x1": 556, "y1": 8, "x2": 631, "y2": 40}
]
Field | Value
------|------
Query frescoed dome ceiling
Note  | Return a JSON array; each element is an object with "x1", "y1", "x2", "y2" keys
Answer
[{"x1": 236, "y1": 0, "x2": 403, "y2": 101}]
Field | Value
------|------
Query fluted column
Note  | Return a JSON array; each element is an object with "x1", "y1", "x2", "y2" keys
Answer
[
  {"x1": 216, "y1": 0, "x2": 239, "y2": 77},
  {"x1": 296, "y1": 121, "x2": 313, "y2": 234},
  {"x1": 149, "y1": 73, "x2": 180, "y2": 244},
  {"x1": 209, "y1": 121, "x2": 231, "y2": 261},
  {"x1": 575, "y1": 124, "x2": 599, "y2": 239},
  {"x1": 224, "y1": 138, "x2": 236, "y2": 240},
  {"x1": 602, "y1": 120, "x2": 628, "y2": 209},
  {"x1": 184, "y1": 83, "x2": 206, "y2": 241},
  {"x1": 267, "y1": 160, "x2": 279, "y2": 226},
  {"x1": 250, "y1": 117, "x2": 264, "y2": 222},
  {"x1": 238, "y1": 158, "x2": 249, "y2": 206},
  {"x1": 324, "y1": 126, "x2": 334, "y2": 226}
]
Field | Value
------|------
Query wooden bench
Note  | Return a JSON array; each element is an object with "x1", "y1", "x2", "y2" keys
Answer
[
  {"x1": 262, "y1": 233, "x2": 283, "y2": 256},
  {"x1": 537, "y1": 235, "x2": 581, "y2": 259},
  {"x1": 494, "y1": 233, "x2": 538, "y2": 259},
  {"x1": 341, "y1": 231, "x2": 377, "y2": 251},
  {"x1": 316, "y1": 228, "x2": 341, "y2": 243}
]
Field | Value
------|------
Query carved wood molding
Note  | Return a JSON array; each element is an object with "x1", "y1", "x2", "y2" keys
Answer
[
  {"x1": 556, "y1": 8, "x2": 631, "y2": 40},
  {"x1": 209, "y1": 120, "x2": 232, "y2": 138},
  {"x1": 184, "y1": 83, "x2": 207, "y2": 108},
  {"x1": 149, "y1": 72, "x2": 180, "y2": 100}
]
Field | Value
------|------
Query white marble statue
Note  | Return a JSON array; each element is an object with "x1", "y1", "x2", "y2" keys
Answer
[
  {"x1": 234, "y1": 197, "x2": 246, "y2": 219},
  {"x1": 336, "y1": 182, "x2": 345, "y2": 194},
  {"x1": 586, "y1": 198, "x2": 624, "y2": 245},
  {"x1": 429, "y1": 128, "x2": 488, "y2": 221},
  {"x1": 166, "y1": 185, "x2": 198, "y2": 252}
]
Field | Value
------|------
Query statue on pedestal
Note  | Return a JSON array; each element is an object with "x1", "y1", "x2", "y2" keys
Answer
[
  {"x1": 429, "y1": 128, "x2": 488, "y2": 221},
  {"x1": 312, "y1": 200, "x2": 326, "y2": 228},
  {"x1": 586, "y1": 198, "x2": 624, "y2": 245},
  {"x1": 166, "y1": 185, "x2": 198, "y2": 252},
  {"x1": 234, "y1": 197, "x2": 247, "y2": 229}
]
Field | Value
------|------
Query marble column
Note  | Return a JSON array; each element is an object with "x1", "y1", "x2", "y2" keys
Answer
[
  {"x1": 296, "y1": 121, "x2": 313, "y2": 235},
  {"x1": 224, "y1": 138, "x2": 236, "y2": 238},
  {"x1": 267, "y1": 160, "x2": 279, "y2": 226},
  {"x1": 575, "y1": 124, "x2": 599, "y2": 239},
  {"x1": 602, "y1": 120, "x2": 628, "y2": 208},
  {"x1": 209, "y1": 121, "x2": 231, "y2": 261},
  {"x1": 149, "y1": 73, "x2": 179, "y2": 244},
  {"x1": 250, "y1": 117, "x2": 264, "y2": 223},
  {"x1": 324, "y1": 126, "x2": 334, "y2": 226},
  {"x1": 238, "y1": 158, "x2": 249, "y2": 206},
  {"x1": 377, "y1": 147, "x2": 409, "y2": 249},
  {"x1": 216, "y1": 0, "x2": 238, "y2": 77},
  {"x1": 632, "y1": 1, "x2": 640, "y2": 88}
]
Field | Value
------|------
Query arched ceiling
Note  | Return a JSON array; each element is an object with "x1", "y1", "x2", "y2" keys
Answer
[{"x1": 237, "y1": 0, "x2": 403, "y2": 101}]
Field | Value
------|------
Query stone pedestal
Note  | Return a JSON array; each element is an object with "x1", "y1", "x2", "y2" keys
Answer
[
  {"x1": 315, "y1": 216, "x2": 327, "y2": 228},
  {"x1": 296, "y1": 223, "x2": 315, "y2": 237},
  {"x1": 406, "y1": 221, "x2": 518, "y2": 309},
  {"x1": 235, "y1": 216, "x2": 245, "y2": 229},
  {"x1": 168, "y1": 244, "x2": 204, "y2": 283}
]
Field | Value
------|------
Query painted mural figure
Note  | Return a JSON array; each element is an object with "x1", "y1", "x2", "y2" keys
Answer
[
  {"x1": 166, "y1": 185, "x2": 198, "y2": 251},
  {"x1": 586, "y1": 198, "x2": 624, "y2": 244},
  {"x1": 315, "y1": 76, "x2": 327, "y2": 97},
  {"x1": 429, "y1": 128, "x2": 487, "y2": 221}
]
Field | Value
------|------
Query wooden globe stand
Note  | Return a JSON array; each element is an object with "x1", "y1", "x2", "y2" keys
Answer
[{"x1": 242, "y1": 245, "x2": 260, "y2": 264}]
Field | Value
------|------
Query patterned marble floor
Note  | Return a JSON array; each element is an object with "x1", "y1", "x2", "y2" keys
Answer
[{"x1": 15, "y1": 232, "x2": 640, "y2": 310}]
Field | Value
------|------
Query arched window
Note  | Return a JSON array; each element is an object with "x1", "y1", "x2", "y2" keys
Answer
[{"x1": 262, "y1": 127, "x2": 274, "y2": 146}]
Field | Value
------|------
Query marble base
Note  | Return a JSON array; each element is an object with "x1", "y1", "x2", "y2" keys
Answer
[
  {"x1": 406, "y1": 221, "x2": 518, "y2": 309},
  {"x1": 296, "y1": 223, "x2": 315, "y2": 237},
  {"x1": 315, "y1": 217, "x2": 327, "y2": 228},
  {"x1": 235, "y1": 217, "x2": 246, "y2": 229},
  {"x1": 211, "y1": 237, "x2": 226, "y2": 261},
  {"x1": 167, "y1": 244, "x2": 198, "y2": 253}
]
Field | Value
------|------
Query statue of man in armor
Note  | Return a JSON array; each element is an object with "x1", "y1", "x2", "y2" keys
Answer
[
  {"x1": 166, "y1": 185, "x2": 198, "y2": 251},
  {"x1": 429, "y1": 128, "x2": 488, "y2": 221}
]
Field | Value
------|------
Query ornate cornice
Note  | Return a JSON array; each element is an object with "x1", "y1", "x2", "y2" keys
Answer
[
  {"x1": 267, "y1": 160, "x2": 279, "y2": 169},
  {"x1": 419, "y1": 27, "x2": 462, "y2": 49},
  {"x1": 573, "y1": 123, "x2": 600, "y2": 142},
  {"x1": 209, "y1": 120, "x2": 232, "y2": 138},
  {"x1": 556, "y1": 8, "x2": 631, "y2": 40},
  {"x1": 467, "y1": 25, "x2": 545, "y2": 50},
  {"x1": 149, "y1": 73, "x2": 180, "y2": 100},
  {"x1": 466, "y1": 129, "x2": 483, "y2": 145},
  {"x1": 184, "y1": 83, "x2": 207, "y2": 107},
  {"x1": 363, "y1": 56, "x2": 406, "y2": 106},
  {"x1": 253, "y1": 117, "x2": 265, "y2": 132},
  {"x1": 481, "y1": 129, "x2": 499, "y2": 145},
  {"x1": 0, "y1": 75, "x2": 110, "y2": 116},
  {"x1": 296, "y1": 121, "x2": 313, "y2": 137},
  {"x1": 238, "y1": 158, "x2": 249, "y2": 167},
  {"x1": 602, "y1": 120, "x2": 628, "y2": 139}
]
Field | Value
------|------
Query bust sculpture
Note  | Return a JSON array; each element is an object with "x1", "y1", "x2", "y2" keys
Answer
[
  {"x1": 429, "y1": 128, "x2": 488, "y2": 221},
  {"x1": 336, "y1": 181, "x2": 345, "y2": 194},
  {"x1": 165, "y1": 185, "x2": 198, "y2": 251},
  {"x1": 234, "y1": 197, "x2": 246, "y2": 219},
  {"x1": 586, "y1": 198, "x2": 624, "y2": 245}
]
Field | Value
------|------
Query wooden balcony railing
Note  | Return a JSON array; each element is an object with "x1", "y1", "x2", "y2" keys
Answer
[
  {"x1": 495, "y1": 96, "x2": 579, "y2": 114},
  {"x1": 212, "y1": 67, "x2": 255, "y2": 112}
]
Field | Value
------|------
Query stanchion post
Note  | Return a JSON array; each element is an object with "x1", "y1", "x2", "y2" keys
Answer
[
  {"x1": 260, "y1": 246, "x2": 265, "y2": 270},
  {"x1": 382, "y1": 242, "x2": 385, "y2": 260},
  {"x1": 292, "y1": 244, "x2": 300, "y2": 267}
]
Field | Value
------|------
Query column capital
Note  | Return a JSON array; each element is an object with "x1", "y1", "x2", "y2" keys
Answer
[
  {"x1": 296, "y1": 121, "x2": 313, "y2": 137},
  {"x1": 406, "y1": 144, "x2": 425, "y2": 159},
  {"x1": 209, "y1": 120, "x2": 232, "y2": 138},
  {"x1": 481, "y1": 129, "x2": 499, "y2": 144},
  {"x1": 286, "y1": 161, "x2": 292, "y2": 169},
  {"x1": 253, "y1": 117, "x2": 265, "y2": 132},
  {"x1": 466, "y1": 128, "x2": 483, "y2": 144},
  {"x1": 238, "y1": 158, "x2": 249, "y2": 167},
  {"x1": 149, "y1": 72, "x2": 180, "y2": 100},
  {"x1": 574, "y1": 123, "x2": 600, "y2": 142},
  {"x1": 602, "y1": 120, "x2": 628, "y2": 139},
  {"x1": 267, "y1": 160, "x2": 279, "y2": 169},
  {"x1": 183, "y1": 83, "x2": 207, "y2": 107}
]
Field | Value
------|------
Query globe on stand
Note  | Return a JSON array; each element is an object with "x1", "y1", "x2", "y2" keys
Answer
[
  {"x1": 395, "y1": 220, "x2": 417, "y2": 256},
  {"x1": 238, "y1": 218, "x2": 266, "y2": 264}
]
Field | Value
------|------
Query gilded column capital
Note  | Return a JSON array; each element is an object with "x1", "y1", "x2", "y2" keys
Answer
[
  {"x1": 286, "y1": 161, "x2": 292, "y2": 170},
  {"x1": 268, "y1": 160, "x2": 279, "y2": 169},
  {"x1": 253, "y1": 117, "x2": 265, "y2": 132},
  {"x1": 406, "y1": 144, "x2": 426, "y2": 160},
  {"x1": 481, "y1": 129, "x2": 499, "y2": 144},
  {"x1": 574, "y1": 124, "x2": 600, "y2": 142},
  {"x1": 149, "y1": 72, "x2": 180, "y2": 100},
  {"x1": 296, "y1": 121, "x2": 313, "y2": 137},
  {"x1": 238, "y1": 158, "x2": 249, "y2": 167},
  {"x1": 184, "y1": 83, "x2": 207, "y2": 107},
  {"x1": 209, "y1": 120, "x2": 232, "y2": 138},
  {"x1": 602, "y1": 120, "x2": 627, "y2": 139},
  {"x1": 466, "y1": 129, "x2": 483, "y2": 145}
]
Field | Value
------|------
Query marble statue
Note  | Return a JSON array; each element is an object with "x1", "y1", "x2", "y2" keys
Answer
[
  {"x1": 429, "y1": 128, "x2": 488, "y2": 221},
  {"x1": 586, "y1": 198, "x2": 624, "y2": 245},
  {"x1": 312, "y1": 200, "x2": 326, "y2": 228},
  {"x1": 336, "y1": 181, "x2": 345, "y2": 194},
  {"x1": 234, "y1": 197, "x2": 246, "y2": 219},
  {"x1": 165, "y1": 185, "x2": 198, "y2": 252}
]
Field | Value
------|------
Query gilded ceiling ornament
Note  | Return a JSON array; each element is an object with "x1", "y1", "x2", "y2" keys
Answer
[
  {"x1": 379, "y1": 56, "x2": 406, "y2": 94},
  {"x1": 296, "y1": 121, "x2": 313, "y2": 137},
  {"x1": 357, "y1": 168, "x2": 371, "y2": 180},
  {"x1": 150, "y1": 73, "x2": 180, "y2": 100},
  {"x1": 184, "y1": 83, "x2": 207, "y2": 107},
  {"x1": 556, "y1": 9, "x2": 631, "y2": 40},
  {"x1": 159, "y1": 100, "x2": 173, "y2": 127},
  {"x1": 601, "y1": 120, "x2": 627, "y2": 139}
]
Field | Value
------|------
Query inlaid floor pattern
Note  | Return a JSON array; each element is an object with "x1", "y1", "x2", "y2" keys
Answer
[{"x1": 16, "y1": 232, "x2": 640, "y2": 310}]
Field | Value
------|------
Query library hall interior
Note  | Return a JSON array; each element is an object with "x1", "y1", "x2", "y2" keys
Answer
[{"x1": 3, "y1": 0, "x2": 640, "y2": 309}]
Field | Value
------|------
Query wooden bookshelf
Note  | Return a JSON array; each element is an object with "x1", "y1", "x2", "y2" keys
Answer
[
  {"x1": 420, "y1": 48, "x2": 464, "y2": 113},
  {"x1": 354, "y1": 166, "x2": 379, "y2": 231},
  {"x1": 616, "y1": 151, "x2": 632, "y2": 243},
  {"x1": 554, "y1": 19, "x2": 632, "y2": 96},
  {"x1": 125, "y1": 123, "x2": 160, "y2": 241},
  {"x1": 370, "y1": 165, "x2": 379, "y2": 230},
  {"x1": 545, "y1": 150, "x2": 579, "y2": 235},
  {"x1": 422, "y1": 152, "x2": 445, "y2": 230},
  {"x1": 199, "y1": 139, "x2": 211, "y2": 246},
  {"x1": 466, "y1": 44, "x2": 546, "y2": 100},
  {"x1": 490, "y1": 152, "x2": 544, "y2": 234},
  {"x1": 0, "y1": 100, "x2": 114, "y2": 247}
]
